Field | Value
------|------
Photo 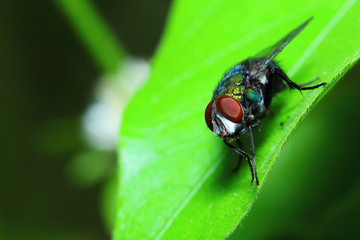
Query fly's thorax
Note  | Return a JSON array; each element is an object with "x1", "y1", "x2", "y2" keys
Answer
[
  {"x1": 213, "y1": 65, "x2": 246, "y2": 99},
  {"x1": 224, "y1": 85, "x2": 246, "y2": 101},
  {"x1": 258, "y1": 69, "x2": 269, "y2": 85},
  {"x1": 245, "y1": 88, "x2": 262, "y2": 103},
  {"x1": 238, "y1": 84, "x2": 269, "y2": 127}
]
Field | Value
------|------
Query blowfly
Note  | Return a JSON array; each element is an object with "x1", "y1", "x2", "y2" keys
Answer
[{"x1": 205, "y1": 18, "x2": 326, "y2": 185}]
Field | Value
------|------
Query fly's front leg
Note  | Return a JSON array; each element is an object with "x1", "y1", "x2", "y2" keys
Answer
[
  {"x1": 276, "y1": 67, "x2": 326, "y2": 91},
  {"x1": 248, "y1": 127, "x2": 259, "y2": 186},
  {"x1": 231, "y1": 139, "x2": 243, "y2": 172},
  {"x1": 224, "y1": 139, "x2": 259, "y2": 186}
]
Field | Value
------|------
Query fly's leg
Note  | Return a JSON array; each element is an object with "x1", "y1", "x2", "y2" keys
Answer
[
  {"x1": 298, "y1": 77, "x2": 320, "y2": 87},
  {"x1": 276, "y1": 68, "x2": 326, "y2": 90},
  {"x1": 231, "y1": 139, "x2": 243, "y2": 172},
  {"x1": 224, "y1": 139, "x2": 259, "y2": 186},
  {"x1": 248, "y1": 127, "x2": 259, "y2": 186},
  {"x1": 223, "y1": 140, "x2": 252, "y2": 181}
]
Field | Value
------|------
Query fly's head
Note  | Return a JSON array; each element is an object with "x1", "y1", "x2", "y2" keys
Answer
[{"x1": 205, "y1": 95, "x2": 245, "y2": 139}]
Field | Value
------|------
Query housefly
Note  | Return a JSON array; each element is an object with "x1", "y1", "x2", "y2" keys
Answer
[{"x1": 205, "y1": 18, "x2": 326, "y2": 186}]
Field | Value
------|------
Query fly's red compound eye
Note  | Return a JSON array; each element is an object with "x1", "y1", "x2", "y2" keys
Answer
[
  {"x1": 216, "y1": 95, "x2": 244, "y2": 123},
  {"x1": 205, "y1": 100, "x2": 214, "y2": 130}
]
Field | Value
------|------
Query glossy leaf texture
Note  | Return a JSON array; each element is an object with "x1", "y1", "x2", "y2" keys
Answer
[{"x1": 114, "y1": 0, "x2": 360, "y2": 239}]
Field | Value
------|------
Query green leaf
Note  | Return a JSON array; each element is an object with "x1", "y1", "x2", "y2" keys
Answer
[{"x1": 115, "y1": 0, "x2": 360, "y2": 239}]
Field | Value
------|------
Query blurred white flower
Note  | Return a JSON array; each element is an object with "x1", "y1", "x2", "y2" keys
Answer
[{"x1": 83, "y1": 58, "x2": 150, "y2": 150}]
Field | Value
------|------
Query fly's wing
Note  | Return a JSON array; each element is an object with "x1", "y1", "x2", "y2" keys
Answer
[{"x1": 249, "y1": 17, "x2": 313, "y2": 79}]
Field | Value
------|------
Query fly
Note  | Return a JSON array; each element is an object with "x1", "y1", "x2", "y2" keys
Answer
[{"x1": 205, "y1": 17, "x2": 326, "y2": 186}]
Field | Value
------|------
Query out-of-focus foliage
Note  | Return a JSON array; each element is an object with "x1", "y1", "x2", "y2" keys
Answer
[
  {"x1": 0, "y1": 0, "x2": 169, "y2": 239},
  {"x1": 58, "y1": 0, "x2": 126, "y2": 75}
]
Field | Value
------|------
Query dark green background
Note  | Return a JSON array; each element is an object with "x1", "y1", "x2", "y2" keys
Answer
[{"x1": 0, "y1": 1, "x2": 171, "y2": 239}]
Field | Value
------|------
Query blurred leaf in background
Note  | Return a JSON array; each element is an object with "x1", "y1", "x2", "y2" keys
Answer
[{"x1": 0, "y1": 0, "x2": 170, "y2": 239}]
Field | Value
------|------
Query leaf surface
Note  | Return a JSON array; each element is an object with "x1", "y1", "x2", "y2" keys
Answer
[{"x1": 115, "y1": 0, "x2": 360, "y2": 239}]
